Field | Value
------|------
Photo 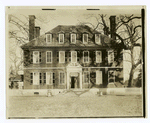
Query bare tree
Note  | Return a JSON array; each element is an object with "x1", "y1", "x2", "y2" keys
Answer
[{"x1": 79, "y1": 14, "x2": 142, "y2": 87}]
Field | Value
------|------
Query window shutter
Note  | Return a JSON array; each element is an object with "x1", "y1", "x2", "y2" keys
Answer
[
  {"x1": 59, "y1": 51, "x2": 65, "y2": 63},
  {"x1": 46, "y1": 72, "x2": 52, "y2": 85},
  {"x1": 96, "y1": 71, "x2": 102, "y2": 84},
  {"x1": 96, "y1": 51, "x2": 102, "y2": 63},
  {"x1": 33, "y1": 72, "x2": 39, "y2": 85},
  {"x1": 71, "y1": 51, "x2": 77, "y2": 63},
  {"x1": 33, "y1": 51, "x2": 39, "y2": 63},
  {"x1": 108, "y1": 50, "x2": 114, "y2": 64}
]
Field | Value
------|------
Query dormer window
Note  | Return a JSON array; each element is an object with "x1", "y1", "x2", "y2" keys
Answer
[
  {"x1": 59, "y1": 34, "x2": 64, "y2": 44},
  {"x1": 95, "y1": 34, "x2": 101, "y2": 44},
  {"x1": 46, "y1": 34, "x2": 52, "y2": 43},
  {"x1": 83, "y1": 34, "x2": 88, "y2": 44},
  {"x1": 71, "y1": 34, "x2": 76, "y2": 44}
]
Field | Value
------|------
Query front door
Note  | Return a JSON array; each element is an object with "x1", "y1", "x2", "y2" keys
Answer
[{"x1": 71, "y1": 77, "x2": 75, "y2": 88}]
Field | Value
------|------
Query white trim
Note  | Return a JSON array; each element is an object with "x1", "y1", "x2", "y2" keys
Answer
[
  {"x1": 83, "y1": 34, "x2": 88, "y2": 44},
  {"x1": 83, "y1": 71, "x2": 90, "y2": 84},
  {"x1": 96, "y1": 51, "x2": 102, "y2": 63},
  {"x1": 83, "y1": 51, "x2": 89, "y2": 63},
  {"x1": 59, "y1": 34, "x2": 64, "y2": 44},
  {"x1": 33, "y1": 51, "x2": 39, "y2": 64},
  {"x1": 95, "y1": 34, "x2": 101, "y2": 44},
  {"x1": 71, "y1": 34, "x2": 76, "y2": 44},
  {"x1": 71, "y1": 51, "x2": 77, "y2": 63},
  {"x1": 46, "y1": 72, "x2": 53, "y2": 85},
  {"x1": 59, "y1": 51, "x2": 65, "y2": 63},
  {"x1": 46, "y1": 34, "x2": 52, "y2": 43},
  {"x1": 46, "y1": 51, "x2": 52, "y2": 63},
  {"x1": 59, "y1": 72, "x2": 65, "y2": 85},
  {"x1": 108, "y1": 50, "x2": 114, "y2": 64},
  {"x1": 108, "y1": 70, "x2": 116, "y2": 83}
]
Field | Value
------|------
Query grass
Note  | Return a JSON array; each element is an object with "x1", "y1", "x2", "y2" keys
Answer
[{"x1": 7, "y1": 94, "x2": 143, "y2": 118}]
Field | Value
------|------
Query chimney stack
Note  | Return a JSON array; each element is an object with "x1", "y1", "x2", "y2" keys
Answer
[
  {"x1": 29, "y1": 15, "x2": 36, "y2": 41},
  {"x1": 109, "y1": 16, "x2": 116, "y2": 40},
  {"x1": 34, "y1": 27, "x2": 41, "y2": 38}
]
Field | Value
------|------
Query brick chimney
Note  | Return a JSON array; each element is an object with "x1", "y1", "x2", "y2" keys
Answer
[
  {"x1": 109, "y1": 16, "x2": 116, "y2": 40},
  {"x1": 29, "y1": 15, "x2": 36, "y2": 41},
  {"x1": 34, "y1": 26, "x2": 41, "y2": 38}
]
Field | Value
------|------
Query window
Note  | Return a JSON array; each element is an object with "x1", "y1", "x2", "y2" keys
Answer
[
  {"x1": 83, "y1": 34, "x2": 88, "y2": 44},
  {"x1": 33, "y1": 72, "x2": 39, "y2": 85},
  {"x1": 108, "y1": 50, "x2": 114, "y2": 64},
  {"x1": 59, "y1": 34, "x2": 64, "y2": 44},
  {"x1": 71, "y1": 51, "x2": 77, "y2": 63},
  {"x1": 59, "y1": 51, "x2": 65, "y2": 63},
  {"x1": 43, "y1": 73, "x2": 46, "y2": 84},
  {"x1": 39, "y1": 52, "x2": 42, "y2": 62},
  {"x1": 95, "y1": 34, "x2": 101, "y2": 44},
  {"x1": 46, "y1": 34, "x2": 52, "y2": 43},
  {"x1": 39, "y1": 73, "x2": 42, "y2": 84},
  {"x1": 83, "y1": 71, "x2": 90, "y2": 83},
  {"x1": 46, "y1": 72, "x2": 53, "y2": 85},
  {"x1": 59, "y1": 72, "x2": 65, "y2": 84},
  {"x1": 96, "y1": 51, "x2": 102, "y2": 63},
  {"x1": 30, "y1": 73, "x2": 33, "y2": 84},
  {"x1": 46, "y1": 51, "x2": 52, "y2": 63},
  {"x1": 83, "y1": 51, "x2": 89, "y2": 63},
  {"x1": 96, "y1": 71, "x2": 102, "y2": 84},
  {"x1": 57, "y1": 52, "x2": 59, "y2": 62},
  {"x1": 71, "y1": 34, "x2": 76, "y2": 43},
  {"x1": 108, "y1": 70, "x2": 115, "y2": 83},
  {"x1": 65, "y1": 52, "x2": 68, "y2": 62},
  {"x1": 33, "y1": 51, "x2": 41, "y2": 63}
]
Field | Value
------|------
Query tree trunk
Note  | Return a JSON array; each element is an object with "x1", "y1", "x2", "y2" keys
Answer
[{"x1": 128, "y1": 68, "x2": 134, "y2": 87}]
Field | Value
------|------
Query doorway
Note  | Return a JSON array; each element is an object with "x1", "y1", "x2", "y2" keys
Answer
[{"x1": 71, "y1": 77, "x2": 78, "y2": 89}]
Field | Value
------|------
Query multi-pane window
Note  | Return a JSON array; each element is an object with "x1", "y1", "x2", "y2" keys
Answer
[
  {"x1": 71, "y1": 34, "x2": 76, "y2": 43},
  {"x1": 33, "y1": 51, "x2": 41, "y2": 63},
  {"x1": 95, "y1": 34, "x2": 101, "y2": 44},
  {"x1": 108, "y1": 50, "x2": 114, "y2": 64},
  {"x1": 33, "y1": 72, "x2": 39, "y2": 85},
  {"x1": 96, "y1": 51, "x2": 102, "y2": 63},
  {"x1": 108, "y1": 70, "x2": 115, "y2": 83},
  {"x1": 30, "y1": 73, "x2": 33, "y2": 84},
  {"x1": 46, "y1": 34, "x2": 52, "y2": 43},
  {"x1": 59, "y1": 51, "x2": 65, "y2": 63},
  {"x1": 83, "y1": 51, "x2": 89, "y2": 63},
  {"x1": 46, "y1": 51, "x2": 52, "y2": 63},
  {"x1": 46, "y1": 72, "x2": 53, "y2": 85},
  {"x1": 43, "y1": 73, "x2": 46, "y2": 84},
  {"x1": 71, "y1": 51, "x2": 77, "y2": 63},
  {"x1": 59, "y1": 34, "x2": 64, "y2": 44},
  {"x1": 59, "y1": 72, "x2": 65, "y2": 84},
  {"x1": 84, "y1": 71, "x2": 90, "y2": 83},
  {"x1": 39, "y1": 52, "x2": 42, "y2": 62},
  {"x1": 83, "y1": 34, "x2": 88, "y2": 44},
  {"x1": 39, "y1": 73, "x2": 42, "y2": 84}
]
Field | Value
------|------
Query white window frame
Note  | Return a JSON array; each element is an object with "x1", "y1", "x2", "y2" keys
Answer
[
  {"x1": 96, "y1": 51, "x2": 102, "y2": 63},
  {"x1": 71, "y1": 51, "x2": 77, "y2": 63},
  {"x1": 71, "y1": 34, "x2": 76, "y2": 44},
  {"x1": 46, "y1": 51, "x2": 52, "y2": 63},
  {"x1": 59, "y1": 72, "x2": 65, "y2": 85},
  {"x1": 83, "y1": 51, "x2": 89, "y2": 63},
  {"x1": 33, "y1": 72, "x2": 39, "y2": 85},
  {"x1": 83, "y1": 71, "x2": 90, "y2": 84},
  {"x1": 46, "y1": 72, "x2": 53, "y2": 85},
  {"x1": 83, "y1": 34, "x2": 88, "y2": 44},
  {"x1": 59, "y1": 51, "x2": 65, "y2": 63},
  {"x1": 108, "y1": 50, "x2": 114, "y2": 64},
  {"x1": 95, "y1": 34, "x2": 101, "y2": 44},
  {"x1": 59, "y1": 34, "x2": 64, "y2": 44},
  {"x1": 46, "y1": 34, "x2": 52, "y2": 43},
  {"x1": 33, "y1": 51, "x2": 39, "y2": 64},
  {"x1": 108, "y1": 70, "x2": 115, "y2": 83}
]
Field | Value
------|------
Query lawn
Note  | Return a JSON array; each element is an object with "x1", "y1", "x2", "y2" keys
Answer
[{"x1": 7, "y1": 94, "x2": 143, "y2": 118}]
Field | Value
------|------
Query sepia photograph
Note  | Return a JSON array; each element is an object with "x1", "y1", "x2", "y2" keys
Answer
[{"x1": 6, "y1": 6, "x2": 146, "y2": 119}]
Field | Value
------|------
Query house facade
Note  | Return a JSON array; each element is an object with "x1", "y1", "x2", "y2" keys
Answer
[{"x1": 21, "y1": 15, "x2": 123, "y2": 89}]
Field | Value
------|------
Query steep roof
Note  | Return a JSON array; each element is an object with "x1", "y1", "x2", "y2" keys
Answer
[{"x1": 21, "y1": 25, "x2": 113, "y2": 48}]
